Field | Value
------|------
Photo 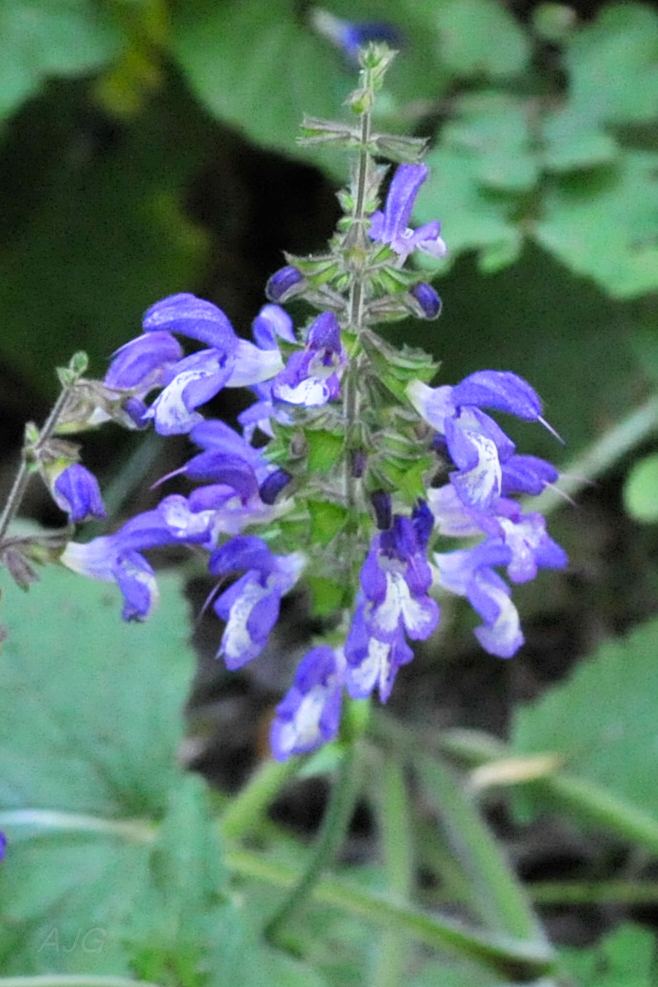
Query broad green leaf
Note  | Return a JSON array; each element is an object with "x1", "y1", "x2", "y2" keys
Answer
[
  {"x1": 441, "y1": 93, "x2": 539, "y2": 193},
  {"x1": 171, "y1": 0, "x2": 348, "y2": 168},
  {"x1": 170, "y1": 0, "x2": 448, "y2": 174},
  {"x1": 564, "y1": 3, "x2": 658, "y2": 126},
  {"x1": 534, "y1": 152, "x2": 658, "y2": 298},
  {"x1": 623, "y1": 453, "x2": 658, "y2": 523},
  {"x1": 0, "y1": 568, "x2": 269, "y2": 980},
  {"x1": 0, "y1": 0, "x2": 122, "y2": 121},
  {"x1": 560, "y1": 922, "x2": 656, "y2": 987},
  {"x1": 0, "y1": 78, "x2": 209, "y2": 395},
  {"x1": 542, "y1": 108, "x2": 618, "y2": 172},
  {"x1": 0, "y1": 567, "x2": 192, "y2": 816},
  {"x1": 434, "y1": 0, "x2": 530, "y2": 78},
  {"x1": 512, "y1": 616, "x2": 658, "y2": 821}
]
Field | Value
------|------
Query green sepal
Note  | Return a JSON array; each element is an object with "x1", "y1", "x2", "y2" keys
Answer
[
  {"x1": 287, "y1": 252, "x2": 341, "y2": 283},
  {"x1": 307, "y1": 575, "x2": 346, "y2": 617},
  {"x1": 369, "y1": 264, "x2": 417, "y2": 295},
  {"x1": 376, "y1": 457, "x2": 433, "y2": 502},
  {"x1": 369, "y1": 133, "x2": 428, "y2": 164},
  {"x1": 306, "y1": 429, "x2": 344, "y2": 473},
  {"x1": 297, "y1": 115, "x2": 360, "y2": 148},
  {"x1": 362, "y1": 331, "x2": 439, "y2": 400},
  {"x1": 307, "y1": 499, "x2": 349, "y2": 547}
]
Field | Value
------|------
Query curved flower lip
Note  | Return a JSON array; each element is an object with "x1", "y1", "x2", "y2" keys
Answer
[
  {"x1": 144, "y1": 351, "x2": 234, "y2": 435},
  {"x1": 143, "y1": 293, "x2": 238, "y2": 352},
  {"x1": 252, "y1": 304, "x2": 295, "y2": 349},
  {"x1": 105, "y1": 332, "x2": 183, "y2": 391}
]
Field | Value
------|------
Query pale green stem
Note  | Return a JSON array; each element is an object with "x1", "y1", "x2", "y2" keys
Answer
[
  {"x1": 417, "y1": 754, "x2": 547, "y2": 945},
  {"x1": 264, "y1": 740, "x2": 361, "y2": 944},
  {"x1": 219, "y1": 755, "x2": 300, "y2": 841},
  {"x1": 371, "y1": 751, "x2": 414, "y2": 987},
  {"x1": 0, "y1": 381, "x2": 77, "y2": 544},
  {"x1": 0, "y1": 979, "x2": 164, "y2": 987},
  {"x1": 0, "y1": 809, "x2": 155, "y2": 843},
  {"x1": 440, "y1": 728, "x2": 658, "y2": 857},
  {"x1": 228, "y1": 846, "x2": 556, "y2": 979}
]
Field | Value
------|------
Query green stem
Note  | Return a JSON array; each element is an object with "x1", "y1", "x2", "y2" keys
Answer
[
  {"x1": 440, "y1": 729, "x2": 658, "y2": 857},
  {"x1": 417, "y1": 754, "x2": 546, "y2": 945},
  {"x1": 0, "y1": 373, "x2": 82, "y2": 543},
  {"x1": 0, "y1": 980, "x2": 164, "y2": 987},
  {"x1": 264, "y1": 740, "x2": 361, "y2": 944},
  {"x1": 219, "y1": 755, "x2": 300, "y2": 841},
  {"x1": 530, "y1": 879, "x2": 658, "y2": 906},
  {"x1": 371, "y1": 751, "x2": 413, "y2": 987},
  {"x1": 0, "y1": 809, "x2": 155, "y2": 843},
  {"x1": 229, "y1": 847, "x2": 555, "y2": 979},
  {"x1": 529, "y1": 394, "x2": 658, "y2": 517}
]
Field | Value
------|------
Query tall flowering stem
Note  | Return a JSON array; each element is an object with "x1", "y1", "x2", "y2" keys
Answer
[{"x1": 46, "y1": 44, "x2": 565, "y2": 763}]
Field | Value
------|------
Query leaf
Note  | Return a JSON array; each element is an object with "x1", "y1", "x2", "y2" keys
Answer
[
  {"x1": 534, "y1": 152, "x2": 658, "y2": 298},
  {"x1": 434, "y1": 0, "x2": 530, "y2": 79},
  {"x1": 564, "y1": 3, "x2": 658, "y2": 126},
  {"x1": 307, "y1": 500, "x2": 348, "y2": 547},
  {"x1": 623, "y1": 453, "x2": 658, "y2": 523},
  {"x1": 170, "y1": 0, "x2": 449, "y2": 174},
  {"x1": 441, "y1": 92, "x2": 539, "y2": 193},
  {"x1": 0, "y1": 0, "x2": 122, "y2": 121},
  {"x1": 306, "y1": 430, "x2": 345, "y2": 473},
  {"x1": 512, "y1": 616, "x2": 658, "y2": 822},
  {"x1": 0, "y1": 567, "x2": 264, "y2": 981},
  {"x1": 560, "y1": 922, "x2": 657, "y2": 987},
  {"x1": 171, "y1": 0, "x2": 347, "y2": 168}
]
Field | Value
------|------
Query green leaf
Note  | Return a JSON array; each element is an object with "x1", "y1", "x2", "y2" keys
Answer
[
  {"x1": 171, "y1": 0, "x2": 448, "y2": 173},
  {"x1": 542, "y1": 108, "x2": 618, "y2": 172},
  {"x1": 171, "y1": 0, "x2": 346, "y2": 168},
  {"x1": 0, "y1": 0, "x2": 122, "y2": 121},
  {"x1": 564, "y1": 3, "x2": 658, "y2": 126},
  {"x1": 434, "y1": 0, "x2": 530, "y2": 78},
  {"x1": 561, "y1": 922, "x2": 656, "y2": 987},
  {"x1": 0, "y1": 568, "x2": 270, "y2": 981},
  {"x1": 442, "y1": 92, "x2": 539, "y2": 193},
  {"x1": 512, "y1": 616, "x2": 658, "y2": 823},
  {"x1": 307, "y1": 576, "x2": 345, "y2": 618},
  {"x1": 623, "y1": 453, "x2": 658, "y2": 523},
  {"x1": 0, "y1": 567, "x2": 191, "y2": 817},
  {"x1": 534, "y1": 152, "x2": 658, "y2": 298}
]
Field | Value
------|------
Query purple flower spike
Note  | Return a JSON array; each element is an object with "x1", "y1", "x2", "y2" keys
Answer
[
  {"x1": 61, "y1": 536, "x2": 159, "y2": 622},
  {"x1": 142, "y1": 293, "x2": 238, "y2": 352},
  {"x1": 270, "y1": 646, "x2": 345, "y2": 760},
  {"x1": 266, "y1": 265, "x2": 304, "y2": 302},
  {"x1": 0, "y1": 830, "x2": 5, "y2": 861},
  {"x1": 370, "y1": 164, "x2": 447, "y2": 263},
  {"x1": 53, "y1": 464, "x2": 106, "y2": 523}
]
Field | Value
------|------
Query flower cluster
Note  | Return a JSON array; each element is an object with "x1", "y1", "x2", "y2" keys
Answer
[{"x1": 54, "y1": 48, "x2": 566, "y2": 761}]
